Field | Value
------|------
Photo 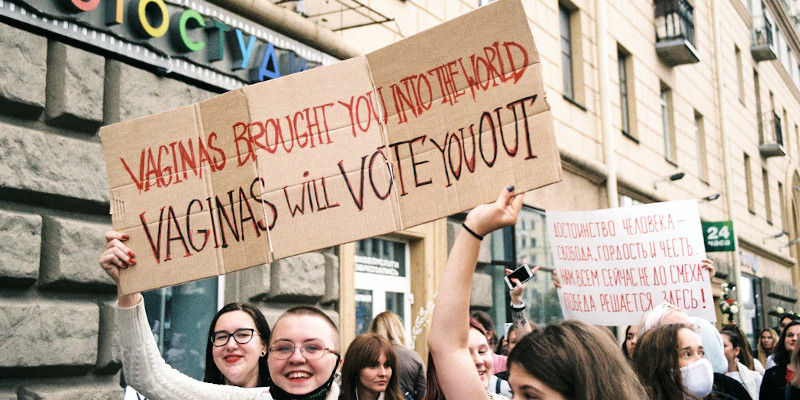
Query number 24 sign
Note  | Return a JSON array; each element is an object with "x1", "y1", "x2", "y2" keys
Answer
[{"x1": 701, "y1": 221, "x2": 736, "y2": 252}]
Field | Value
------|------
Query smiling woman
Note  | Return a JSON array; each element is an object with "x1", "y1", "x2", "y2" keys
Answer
[
  {"x1": 204, "y1": 303, "x2": 271, "y2": 387},
  {"x1": 99, "y1": 231, "x2": 343, "y2": 400}
]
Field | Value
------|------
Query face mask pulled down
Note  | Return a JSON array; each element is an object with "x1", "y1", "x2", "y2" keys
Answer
[{"x1": 268, "y1": 355, "x2": 340, "y2": 400}]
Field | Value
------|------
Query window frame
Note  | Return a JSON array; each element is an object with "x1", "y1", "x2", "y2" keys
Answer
[
  {"x1": 762, "y1": 168, "x2": 772, "y2": 224},
  {"x1": 559, "y1": 2, "x2": 585, "y2": 107},
  {"x1": 618, "y1": 46, "x2": 637, "y2": 141},
  {"x1": 745, "y1": 152, "x2": 755, "y2": 214},
  {"x1": 694, "y1": 111, "x2": 709, "y2": 182},
  {"x1": 660, "y1": 82, "x2": 677, "y2": 163}
]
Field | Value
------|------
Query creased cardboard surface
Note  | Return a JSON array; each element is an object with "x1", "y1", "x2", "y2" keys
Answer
[{"x1": 100, "y1": 0, "x2": 561, "y2": 294}]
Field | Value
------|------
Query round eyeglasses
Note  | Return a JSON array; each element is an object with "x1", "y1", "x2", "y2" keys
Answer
[
  {"x1": 210, "y1": 328, "x2": 259, "y2": 347},
  {"x1": 268, "y1": 340, "x2": 338, "y2": 360}
]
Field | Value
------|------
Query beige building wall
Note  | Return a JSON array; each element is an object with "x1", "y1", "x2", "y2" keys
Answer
[{"x1": 327, "y1": 0, "x2": 800, "y2": 325}]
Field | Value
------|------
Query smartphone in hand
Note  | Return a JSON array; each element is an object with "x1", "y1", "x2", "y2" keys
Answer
[{"x1": 504, "y1": 264, "x2": 535, "y2": 290}]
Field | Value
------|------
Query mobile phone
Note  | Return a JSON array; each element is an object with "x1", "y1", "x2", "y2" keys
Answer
[{"x1": 504, "y1": 264, "x2": 534, "y2": 290}]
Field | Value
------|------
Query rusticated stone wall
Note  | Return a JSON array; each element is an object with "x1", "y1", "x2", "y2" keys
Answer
[{"x1": 0, "y1": 20, "x2": 339, "y2": 398}]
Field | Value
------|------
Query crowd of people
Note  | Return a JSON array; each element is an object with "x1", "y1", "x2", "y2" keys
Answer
[{"x1": 100, "y1": 186, "x2": 800, "y2": 400}]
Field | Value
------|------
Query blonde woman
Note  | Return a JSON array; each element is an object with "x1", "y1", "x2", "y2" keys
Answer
[{"x1": 758, "y1": 328, "x2": 778, "y2": 369}]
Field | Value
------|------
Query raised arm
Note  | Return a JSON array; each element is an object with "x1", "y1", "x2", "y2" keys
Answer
[
  {"x1": 427, "y1": 186, "x2": 522, "y2": 400},
  {"x1": 99, "y1": 231, "x2": 142, "y2": 307},
  {"x1": 508, "y1": 267, "x2": 538, "y2": 338},
  {"x1": 99, "y1": 232, "x2": 268, "y2": 400}
]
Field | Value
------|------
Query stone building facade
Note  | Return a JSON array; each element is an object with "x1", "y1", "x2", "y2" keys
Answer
[
  {"x1": 0, "y1": 0, "x2": 349, "y2": 396},
  {"x1": 329, "y1": 0, "x2": 800, "y2": 345}
]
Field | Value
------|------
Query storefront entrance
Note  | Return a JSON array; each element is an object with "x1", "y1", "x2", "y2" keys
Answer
[{"x1": 354, "y1": 238, "x2": 412, "y2": 337}]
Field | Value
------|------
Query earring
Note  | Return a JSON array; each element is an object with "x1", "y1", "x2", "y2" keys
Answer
[{"x1": 261, "y1": 351, "x2": 266, "y2": 357}]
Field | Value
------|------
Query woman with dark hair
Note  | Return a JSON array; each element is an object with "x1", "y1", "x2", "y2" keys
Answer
[
  {"x1": 203, "y1": 302, "x2": 271, "y2": 387},
  {"x1": 721, "y1": 324, "x2": 763, "y2": 374},
  {"x1": 426, "y1": 186, "x2": 648, "y2": 400},
  {"x1": 720, "y1": 329, "x2": 761, "y2": 399},
  {"x1": 509, "y1": 320, "x2": 648, "y2": 399},
  {"x1": 339, "y1": 334, "x2": 404, "y2": 400},
  {"x1": 622, "y1": 324, "x2": 638, "y2": 359},
  {"x1": 787, "y1": 342, "x2": 800, "y2": 398},
  {"x1": 100, "y1": 232, "x2": 343, "y2": 400},
  {"x1": 369, "y1": 311, "x2": 426, "y2": 400},
  {"x1": 761, "y1": 320, "x2": 800, "y2": 399},
  {"x1": 633, "y1": 323, "x2": 734, "y2": 400}
]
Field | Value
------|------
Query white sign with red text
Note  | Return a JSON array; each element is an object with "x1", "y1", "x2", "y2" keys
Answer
[{"x1": 546, "y1": 200, "x2": 715, "y2": 326}]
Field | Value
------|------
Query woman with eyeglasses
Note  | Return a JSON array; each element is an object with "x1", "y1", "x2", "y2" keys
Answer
[
  {"x1": 100, "y1": 231, "x2": 342, "y2": 400},
  {"x1": 205, "y1": 302, "x2": 271, "y2": 387}
]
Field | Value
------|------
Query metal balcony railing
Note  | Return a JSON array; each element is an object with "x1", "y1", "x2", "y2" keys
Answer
[
  {"x1": 752, "y1": 11, "x2": 777, "y2": 61},
  {"x1": 655, "y1": 0, "x2": 696, "y2": 46},
  {"x1": 759, "y1": 111, "x2": 787, "y2": 158}
]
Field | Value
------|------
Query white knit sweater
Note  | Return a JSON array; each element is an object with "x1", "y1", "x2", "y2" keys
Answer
[{"x1": 117, "y1": 300, "x2": 340, "y2": 400}]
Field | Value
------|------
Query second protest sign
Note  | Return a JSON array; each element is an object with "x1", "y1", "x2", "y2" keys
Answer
[{"x1": 546, "y1": 200, "x2": 715, "y2": 326}]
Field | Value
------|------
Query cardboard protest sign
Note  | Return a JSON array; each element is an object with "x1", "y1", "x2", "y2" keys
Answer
[
  {"x1": 101, "y1": 0, "x2": 560, "y2": 295},
  {"x1": 546, "y1": 200, "x2": 715, "y2": 326}
]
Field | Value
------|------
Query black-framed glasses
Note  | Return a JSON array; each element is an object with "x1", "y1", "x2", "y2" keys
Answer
[
  {"x1": 210, "y1": 328, "x2": 259, "y2": 347},
  {"x1": 269, "y1": 340, "x2": 338, "y2": 360}
]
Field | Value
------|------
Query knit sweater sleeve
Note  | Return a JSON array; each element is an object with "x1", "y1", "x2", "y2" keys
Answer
[{"x1": 118, "y1": 300, "x2": 271, "y2": 400}]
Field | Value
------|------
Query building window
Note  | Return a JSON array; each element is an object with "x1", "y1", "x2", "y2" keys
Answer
[
  {"x1": 796, "y1": 63, "x2": 800, "y2": 87},
  {"x1": 795, "y1": 124, "x2": 799, "y2": 159},
  {"x1": 745, "y1": 153, "x2": 755, "y2": 214},
  {"x1": 778, "y1": 181, "x2": 786, "y2": 229},
  {"x1": 768, "y1": 91, "x2": 784, "y2": 146},
  {"x1": 143, "y1": 278, "x2": 221, "y2": 380},
  {"x1": 783, "y1": 109, "x2": 789, "y2": 147},
  {"x1": 735, "y1": 45, "x2": 744, "y2": 103},
  {"x1": 560, "y1": 5, "x2": 574, "y2": 100},
  {"x1": 774, "y1": 109, "x2": 783, "y2": 145},
  {"x1": 354, "y1": 238, "x2": 410, "y2": 335},
  {"x1": 558, "y1": 3, "x2": 584, "y2": 106},
  {"x1": 619, "y1": 194, "x2": 644, "y2": 207},
  {"x1": 763, "y1": 169, "x2": 772, "y2": 224},
  {"x1": 618, "y1": 46, "x2": 636, "y2": 140},
  {"x1": 661, "y1": 82, "x2": 676, "y2": 162},
  {"x1": 755, "y1": 70, "x2": 763, "y2": 143},
  {"x1": 695, "y1": 111, "x2": 708, "y2": 182}
]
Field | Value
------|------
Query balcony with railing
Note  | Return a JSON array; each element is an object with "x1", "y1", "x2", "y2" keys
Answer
[
  {"x1": 654, "y1": 0, "x2": 699, "y2": 66},
  {"x1": 759, "y1": 111, "x2": 787, "y2": 158},
  {"x1": 752, "y1": 11, "x2": 778, "y2": 61}
]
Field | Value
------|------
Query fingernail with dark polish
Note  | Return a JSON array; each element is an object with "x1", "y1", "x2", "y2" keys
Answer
[
  {"x1": 507, "y1": 185, "x2": 515, "y2": 192},
  {"x1": 121, "y1": 234, "x2": 130, "y2": 240},
  {"x1": 129, "y1": 259, "x2": 137, "y2": 266},
  {"x1": 128, "y1": 251, "x2": 135, "y2": 258}
]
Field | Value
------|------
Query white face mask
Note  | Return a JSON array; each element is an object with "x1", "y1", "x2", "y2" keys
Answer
[{"x1": 680, "y1": 358, "x2": 714, "y2": 399}]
